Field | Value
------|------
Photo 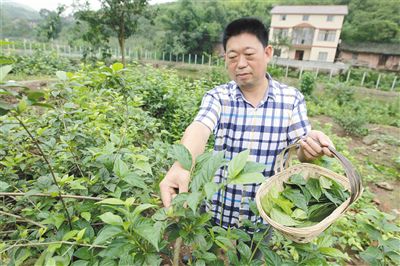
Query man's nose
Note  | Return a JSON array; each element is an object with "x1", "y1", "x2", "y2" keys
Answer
[{"x1": 237, "y1": 54, "x2": 248, "y2": 68}]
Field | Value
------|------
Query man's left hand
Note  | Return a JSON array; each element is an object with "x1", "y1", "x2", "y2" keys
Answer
[{"x1": 298, "y1": 130, "x2": 334, "y2": 161}]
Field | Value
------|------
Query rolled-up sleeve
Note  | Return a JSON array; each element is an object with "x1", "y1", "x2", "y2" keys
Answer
[
  {"x1": 193, "y1": 93, "x2": 221, "y2": 133},
  {"x1": 287, "y1": 92, "x2": 311, "y2": 144}
]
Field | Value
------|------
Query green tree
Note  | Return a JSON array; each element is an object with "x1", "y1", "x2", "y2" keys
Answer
[{"x1": 36, "y1": 5, "x2": 66, "y2": 41}]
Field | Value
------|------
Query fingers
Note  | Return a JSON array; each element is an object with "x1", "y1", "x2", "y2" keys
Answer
[
  {"x1": 160, "y1": 182, "x2": 175, "y2": 208},
  {"x1": 305, "y1": 130, "x2": 335, "y2": 158}
]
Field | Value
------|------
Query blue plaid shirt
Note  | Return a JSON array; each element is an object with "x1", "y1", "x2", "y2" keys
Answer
[{"x1": 194, "y1": 73, "x2": 311, "y2": 229}]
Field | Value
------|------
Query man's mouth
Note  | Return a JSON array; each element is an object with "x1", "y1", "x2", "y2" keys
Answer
[{"x1": 237, "y1": 73, "x2": 251, "y2": 77}]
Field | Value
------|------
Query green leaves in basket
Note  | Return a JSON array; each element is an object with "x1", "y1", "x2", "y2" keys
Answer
[{"x1": 261, "y1": 173, "x2": 349, "y2": 228}]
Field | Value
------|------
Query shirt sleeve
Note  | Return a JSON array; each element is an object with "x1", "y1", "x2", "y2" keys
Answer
[
  {"x1": 287, "y1": 91, "x2": 311, "y2": 144},
  {"x1": 193, "y1": 92, "x2": 221, "y2": 133}
]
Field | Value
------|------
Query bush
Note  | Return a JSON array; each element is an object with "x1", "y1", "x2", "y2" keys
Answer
[
  {"x1": 300, "y1": 72, "x2": 315, "y2": 96},
  {"x1": 10, "y1": 50, "x2": 76, "y2": 76}
]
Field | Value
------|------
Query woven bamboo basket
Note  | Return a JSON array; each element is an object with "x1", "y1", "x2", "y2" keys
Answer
[{"x1": 255, "y1": 142, "x2": 363, "y2": 243}]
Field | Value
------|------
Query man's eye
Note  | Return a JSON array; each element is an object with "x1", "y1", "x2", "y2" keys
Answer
[
  {"x1": 229, "y1": 56, "x2": 237, "y2": 59},
  {"x1": 245, "y1": 54, "x2": 254, "y2": 57}
]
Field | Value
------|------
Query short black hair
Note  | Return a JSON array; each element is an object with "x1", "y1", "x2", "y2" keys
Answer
[{"x1": 222, "y1": 17, "x2": 269, "y2": 51}]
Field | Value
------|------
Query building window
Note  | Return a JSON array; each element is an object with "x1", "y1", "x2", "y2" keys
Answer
[
  {"x1": 318, "y1": 30, "x2": 336, "y2": 42},
  {"x1": 273, "y1": 48, "x2": 281, "y2": 57},
  {"x1": 292, "y1": 27, "x2": 315, "y2": 45},
  {"x1": 281, "y1": 15, "x2": 286, "y2": 21},
  {"x1": 327, "y1": 15, "x2": 334, "y2": 21},
  {"x1": 302, "y1": 15, "x2": 309, "y2": 21},
  {"x1": 318, "y1": 52, "x2": 328, "y2": 61},
  {"x1": 273, "y1": 28, "x2": 289, "y2": 41}
]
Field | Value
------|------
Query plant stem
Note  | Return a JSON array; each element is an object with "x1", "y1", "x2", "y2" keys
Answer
[
  {"x1": 0, "y1": 241, "x2": 106, "y2": 254},
  {"x1": 249, "y1": 225, "x2": 271, "y2": 262},
  {"x1": 14, "y1": 115, "x2": 73, "y2": 230},
  {"x1": 0, "y1": 192, "x2": 105, "y2": 201},
  {"x1": 173, "y1": 237, "x2": 182, "y2": 266},
  {"x1": 0, "y1": 210, "x2": 46, "y2": 229}
]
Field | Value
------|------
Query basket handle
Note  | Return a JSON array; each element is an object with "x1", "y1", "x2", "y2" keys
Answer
[{"x1": 274, "y1": 140, "x2": 362, "y2": 204}]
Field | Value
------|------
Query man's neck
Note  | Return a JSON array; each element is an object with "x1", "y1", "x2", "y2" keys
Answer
[{"x1": 240, "y1": 78, "x2": 269, "y2": 107}]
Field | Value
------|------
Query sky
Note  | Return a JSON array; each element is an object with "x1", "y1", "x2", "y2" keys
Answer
[{"x1": 3, "y1": 0, "x2": 175, "y2": 12}]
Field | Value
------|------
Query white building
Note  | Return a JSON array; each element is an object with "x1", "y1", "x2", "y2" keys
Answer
[{"x1": 269, "y1": 5, "x2": 348, "y2": 63}]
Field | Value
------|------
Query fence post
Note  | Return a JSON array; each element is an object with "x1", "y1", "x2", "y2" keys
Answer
[
  {"x1": 162, "y1": 52, "x2": 165, "y2": 61},
  {"x1": 329, "y1": 69, "x2": 333, "y2": 81},
  {"x1": 315, "y1": 68, "x2": 319, "y2": 78},
  {"x1": 391, "y1": 76, "x2": 397, "y2": 91},
  {"x1": 285, "y1": 64, "x2": 289, "y2": 78},
  {"x1": 23, "y1": 40, "x2": 26, "y2": 54},
  {"x1": 29, "y1": 42, "x2": 32, "y2": 53},
  {"x1": 176, "y1": 54, "x2": 178, "y2": 62},
  {"x1": 154, "y1": 51, "x2": 157, "y2": 60},
  {"x1": 182, "y1": 54, "x2": 184, "y2": 63},
  {"x1": 209, "y1": 55, "x2": 211, "y2": 66},
  {"x1": 375, "y1": 74, "x2": 381, "y2": 89},
  {"x1": 194, "y1": 54, "x2": 197, "y2": 64},
  {"x1": 361, "y1": 72, "x2": 367, "y2": 86},
  {"x1": 169, "y1": 52, "x2": 172, "y2": 62},
  {"x1": 299, "y1": 67, "x2": 303, "y2": 79},
  {"x1": 201, "y1": 54, "x2": 204, "y2": 65},
  {"x1": 189, "y1": 54, "x2": 191, "y2": 64},
  {"x1": 346, "y1": 69, "x2": 351, "y2": 83}
]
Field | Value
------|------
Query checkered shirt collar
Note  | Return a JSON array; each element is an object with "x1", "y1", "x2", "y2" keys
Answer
[{"x1": 232, "y1": 73, "x2": 277, "y2": 105}]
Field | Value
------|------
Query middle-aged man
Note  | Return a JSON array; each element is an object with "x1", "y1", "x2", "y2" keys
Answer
[{"x1": 160, "y1": 17, "x2": 333, "y2": 231}]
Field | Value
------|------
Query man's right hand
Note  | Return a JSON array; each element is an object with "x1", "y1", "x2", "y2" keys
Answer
[{"x1": 159, "y1": 162, "x2": 191, "y2": 208}]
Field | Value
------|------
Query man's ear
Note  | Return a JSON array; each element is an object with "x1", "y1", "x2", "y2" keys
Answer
[{"x1": 264, "y1": 45, "x2": 273, "y2": 58}]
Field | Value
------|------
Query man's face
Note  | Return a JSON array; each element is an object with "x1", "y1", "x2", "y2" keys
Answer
[{"x1": 225, "y1": 33, "x2": 272, "y2": 90}]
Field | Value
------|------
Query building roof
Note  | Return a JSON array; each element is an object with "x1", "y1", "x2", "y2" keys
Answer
[
  {"x1": 271, "y1": 5, "x2": 348, "y2": 15},
  {"x1": 339, "y1": 42, "x2": 400, "y2": 56}
]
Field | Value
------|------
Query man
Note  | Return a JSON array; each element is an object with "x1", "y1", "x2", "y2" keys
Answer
[{"x1": 160, "y1": 17, "x2": 333, "y2": 230}]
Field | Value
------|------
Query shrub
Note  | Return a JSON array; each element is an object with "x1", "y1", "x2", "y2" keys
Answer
[{"x1": 300, "y1": 72, "x2": 315, "y2": 96}]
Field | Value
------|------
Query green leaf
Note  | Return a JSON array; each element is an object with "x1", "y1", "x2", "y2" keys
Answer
[
  {"x1": 319, "y1": 176, "x2": 332, "y2": 189},
  {"x1": 191, "y1": 151, "x2": 224, "y2": 192},
  {"x1": 287, "y1": 173, "x2": 306, "y2": 186},
  {"x1": 273, "y1": 195, "x2": 294, "y2": 215},
  {"x1": 123, "y1": 172, "x2": 147, "y2": 189},
  {"x1": 237, "y1": 241, "x2": 252, "y2": 261},
  {"x1": 113, "y1": 157, "x2": 129, "y2": 179},
  {"x1": 282, "y1": 188, "x2": 308, "y2": 211},
  {"x1": 215, "y1": 236, "x2": 235, "y2": 251},
  {"x1": 243, "y1": 161, "x2": 268, "y2": 173},
  {"x1": 318, "y1": 247, "x2": 348, "y2": 259},
  {"x1": 74, "y1": 247, "x2": 92, "y2": 260},
  {"x1": 270, "y1": 208, "x2": 300, "y2": 226},
  {"x1": 186, "y1": 191, "x2": 203, "y2": 213},
  {"x1": 111, "y1": 62, "x2": 124, "y2": 71},
  {"x1": 227, "y1": 250, "x2": 239, "y2": 265},
  {"x1": 228, "y1": 149, "x2": 250, "y2": 179},
  {"x1": 0, "y1": 65, "x2": 12, "y2": 81},
  {"x1": 229, "y1": 172, "x2": 265, "y2": 185},
  {"x1": 98, "y1": 212, "x2": 123, "y2": 226},
  {"x1": 132, "y1": 203, "x2": 157, "y2": 217},
  {"x1": 261, "y1": 184, "x2": 280, "y2": 214},
  {"x1": 97, "y1": 198, "x2": 125, "y2": 206},
  {"x1": 0, "y1": 181, "x2": 10, "y2": 191},
  {"x1": 134, "y1": 220, "x2": 164, "y2": 251},
  {"x1": 56, "y1": 71, "x2": 67, "y2": 81},
  {"x1": 134, "y1": 161, "x2": 152, "y2": 174},
  {"x1": 170, "y1": 144, "x2": 192, "y2": 171},
  {"x1": 76, "y1": 228, "x2": 86, "y2": 241},
  {"x1": 360, "y1": 247, "x2": 384, "y2": 265},
  {"x1": 259, "y1": 246, "x2": 282, "y2": 266},
  {"x1": 63, "y1": 230, "x2": 78, "y2": 241},
  {"x1": 81, "y1": 212, "x2": 91, "y2": 222},
  {"x1": 26, "y1": 90, "x2": 45, "y2": 102},
  {"x1": 93, "y1": 226, "x2": 122, "y2": 245},
  {"x1": 291, "y1": 208, "x2": 307, "y2": 220},
  {"x1": 14, "y1": 248, "x2": 31, "y2": 266},
  {"x1": 308, "y1": 203, "x2": 336, "y2": 222},
  {"x1": 306, "y1": 178, "x2": 322, "y2": 200},
  {"x1": 17, "y1": 98, "x2": 27, "y2": 114},
  {"x1": 204, "y1": 182, "x2": 220, "y2": 200},
  {"x1": 74, "y1": 247, "x2": 91, "y2": 260}
]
